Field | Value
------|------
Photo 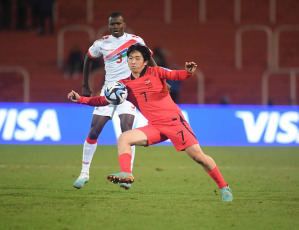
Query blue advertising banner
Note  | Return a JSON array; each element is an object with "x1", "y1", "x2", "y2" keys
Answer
[{"x1": 0, "y1": 103, "x2": 298, "y2": 146}]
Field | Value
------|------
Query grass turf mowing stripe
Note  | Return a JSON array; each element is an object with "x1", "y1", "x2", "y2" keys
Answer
[{"x1": 0, "y1": 145, "x2": 298, "y2": 230}]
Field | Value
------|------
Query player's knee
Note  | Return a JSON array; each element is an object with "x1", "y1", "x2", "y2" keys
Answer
[
  {"x1": 117, "y1": 133, "x2": 128, "y2": 144},
  {"x1": 193, "y1": 156, "x2": 205, "y2": 165},
  {"x1": 190, "y1": 152, "x2": 207, "y2": 165},
  {"x1": 120, "y1": 123, "x2": 133, "y2": 132}
]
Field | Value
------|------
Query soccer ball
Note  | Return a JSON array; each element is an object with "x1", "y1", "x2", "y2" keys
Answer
[{"x1": 104, "y1": 81, "x2": 128, "y2": 105}]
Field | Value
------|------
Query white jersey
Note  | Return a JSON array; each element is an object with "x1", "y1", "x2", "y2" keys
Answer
[{"x1": 88, "y1": 33, "x2": 146, "y2": 86}]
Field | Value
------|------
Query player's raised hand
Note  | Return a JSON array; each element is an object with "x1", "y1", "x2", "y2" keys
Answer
[
  {"x1": 185, "y1": 62, "x2": 197, "y2": 74},
  {"x1": 67, "y1": 90, "x2": 80, "y2": 102}
]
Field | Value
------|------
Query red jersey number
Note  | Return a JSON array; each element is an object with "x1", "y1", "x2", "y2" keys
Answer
[{"x1": 116, "y1": 53, "x2": 122, "y2": 63}]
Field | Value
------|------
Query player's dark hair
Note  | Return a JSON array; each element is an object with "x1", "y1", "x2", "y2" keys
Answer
[
  {"x1": 109, "y1": 12, "x2": 125, "y2": 21},
  {"x1": 127, "y1": 44, "x2": 151, "y2": 62}
]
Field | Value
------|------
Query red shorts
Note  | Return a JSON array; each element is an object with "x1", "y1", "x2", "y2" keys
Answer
[{"x1": 137, "y1": 119, "x2": 199, "y2": 151}]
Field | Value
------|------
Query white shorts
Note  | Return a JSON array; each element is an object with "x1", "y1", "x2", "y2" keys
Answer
[
  {"x1": 93, "y1": 85, "x2": 136, "y2": 118},
  {"x1": 93, "y1": 100, "x2": 136, "y2": 117}
]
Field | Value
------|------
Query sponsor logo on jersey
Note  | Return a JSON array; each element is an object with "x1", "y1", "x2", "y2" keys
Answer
[
  {"x1": 144, "y1": 78, "x2": 153, "y2": 89},
  {"x1": 236, "y1": 111, "x2": 299, "y2": 144}
]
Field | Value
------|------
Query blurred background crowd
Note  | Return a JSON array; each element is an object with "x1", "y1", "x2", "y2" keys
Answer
[{"x1": 0, "y1": 0, "x2": 298, "y2": 105}]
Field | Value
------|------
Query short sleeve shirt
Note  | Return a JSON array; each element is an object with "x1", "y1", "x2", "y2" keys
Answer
[{"x1": 88, "y1": 33, "x2": 146, "y2": 86}]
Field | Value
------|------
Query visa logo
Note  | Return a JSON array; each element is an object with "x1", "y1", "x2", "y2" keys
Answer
[
  {"x1": 0, "y1": 109, "x2": 61, "y2": 141},
  {"x1": 236, "y1": 111, "x2": 299, "y2": 144}
]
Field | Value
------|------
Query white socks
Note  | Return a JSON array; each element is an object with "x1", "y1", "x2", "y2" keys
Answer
[
  {"x1": 80, "y1": 140, "x2": 136, "y2": 174},
  {"x1": 81, "y1": 140, "x2": 97, "y2": 174},
  {"x1": 131, "y1": 145, "x2": 135, "y2": 171}
]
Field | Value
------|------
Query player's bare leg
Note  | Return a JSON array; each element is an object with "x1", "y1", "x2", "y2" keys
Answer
[
  {"x1": 119, "y1": 114, "x2": 135, "y2": 169},
  {"x1": 185, "y1": 144, "x2": 233, "y2": 202},
  {"x1": 107, "y1": 129, "x2": 148, "y2": 186},
  {"x1": 118, "y1": 114, "x2": 135, "y2": 189},
  {"x1": 73, "y1": 115, "x2": 109, "y2": 189}
]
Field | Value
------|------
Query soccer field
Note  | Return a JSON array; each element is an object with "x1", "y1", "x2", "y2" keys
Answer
[{"x1": 0, "y1": 145, "x2": 298, "y2": 230}]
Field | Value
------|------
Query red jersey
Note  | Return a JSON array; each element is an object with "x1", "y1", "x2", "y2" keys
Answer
[{"x1": 78, "y1": 66, "x2": 193, "y2": 125}]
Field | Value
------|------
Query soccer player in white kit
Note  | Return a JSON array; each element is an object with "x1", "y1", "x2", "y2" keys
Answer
[{"x1": 73, "y1": 12, "x2": 157, "y2": 189}]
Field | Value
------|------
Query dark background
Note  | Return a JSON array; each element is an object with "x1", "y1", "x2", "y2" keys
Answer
[{"x1": 0, "y1": 0, "x2": 298, "y2": 105}]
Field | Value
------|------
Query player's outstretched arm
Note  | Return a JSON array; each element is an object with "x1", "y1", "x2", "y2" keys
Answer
[
  {"x1": 67, "y1": 90, "x2": 80, "y2": 102},
  {"x1": 67, "y1": 90, "x2": 109, "y2": 106},
  {"x1": 82, "y1": 53, "x2": 93, "y2": 97},
  {"x1": 185, "y1": 62, "x2": 197, "y2": 74}
]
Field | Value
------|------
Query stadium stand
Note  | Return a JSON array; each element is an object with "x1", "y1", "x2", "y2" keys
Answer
[{"x1": 0, "y1": 0, "x2": 298, "y2": 104}]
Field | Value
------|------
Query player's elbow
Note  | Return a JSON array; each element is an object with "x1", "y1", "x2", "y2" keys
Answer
[{"x1": 84, "y1": 53, "x2": 92, "y2": 63}]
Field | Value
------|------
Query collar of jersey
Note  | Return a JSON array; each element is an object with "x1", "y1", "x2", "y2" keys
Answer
[
  {"x1": 112, "y1": 32, "x2": 127, "y2": 41},
  {"x1": 130, "y1": 66, "x2": 148, "y2": 80}
]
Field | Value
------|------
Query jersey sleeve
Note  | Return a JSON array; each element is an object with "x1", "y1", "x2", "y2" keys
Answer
[
  {"x1": 135, "y1": 36, "x2": 146, "y2": 46},
  {"x1": 88, "y1": 39, "x2": 103, "y2": 59},
  {"x1": 137, "y1": 37, "x2": 154, "y2": 56},
  {"x1": 156, "y1": 67, "x2": 193, "y2": 81},
  {"x1": 78, "y1": 96, "x2": 109, "y2": 106}
]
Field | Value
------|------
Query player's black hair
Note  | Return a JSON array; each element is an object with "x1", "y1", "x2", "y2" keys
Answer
[
  {"x1": 127, "y1": 44, "x2": 151, "y2": 62},
  {"x1": 109, "y1": 12, "x2": 125, "y2": 21}
]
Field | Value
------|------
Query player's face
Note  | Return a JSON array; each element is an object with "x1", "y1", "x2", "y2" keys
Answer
[
  {"x1": 128, "y1": 51, "x2": 148, "y2": 76},
  {"x1": 109, "y1": 16, "x2": 126, "y2": 37}
]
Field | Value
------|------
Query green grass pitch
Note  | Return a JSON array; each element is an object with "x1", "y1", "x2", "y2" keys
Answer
[{"x1": 0, "y1": 145, "x2": 298, "y2": 230}]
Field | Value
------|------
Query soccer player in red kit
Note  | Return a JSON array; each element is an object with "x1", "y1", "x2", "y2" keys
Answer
[{"x1": 68, "y1": 44, "x2": 233, "y2": 202}]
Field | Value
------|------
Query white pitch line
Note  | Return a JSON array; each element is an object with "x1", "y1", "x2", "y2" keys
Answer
[{"x1": 0, "y1": 165, "x2": 297, "y2": 170}]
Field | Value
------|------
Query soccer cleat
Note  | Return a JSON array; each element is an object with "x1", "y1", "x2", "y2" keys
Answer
[
  {"x1": 220, "y1": 186, "x2": 233, "y2": 202},
  {"x1": 107, "y1": 172, "x2": 134, "y2": 184},
  {"x1": 73, "y1": 172, "x2": 89, "y2": 189},
  {"x1": 119, "y1": 183, "x2": 132, "y2": 190}
]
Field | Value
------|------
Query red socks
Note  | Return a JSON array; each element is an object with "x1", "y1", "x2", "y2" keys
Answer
[
  {"x1": 119, "y1": 155, "x2": 227, "y2": 187},
  {"x1": 118, "y1": 153, "x2": 132, "y2": 174},
  {"x1": 86, "y1": 136, "x2": 97, "y2": 144},
  {"x1": 207, "y1": 166, "x2": 228, "y2": 188}
]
